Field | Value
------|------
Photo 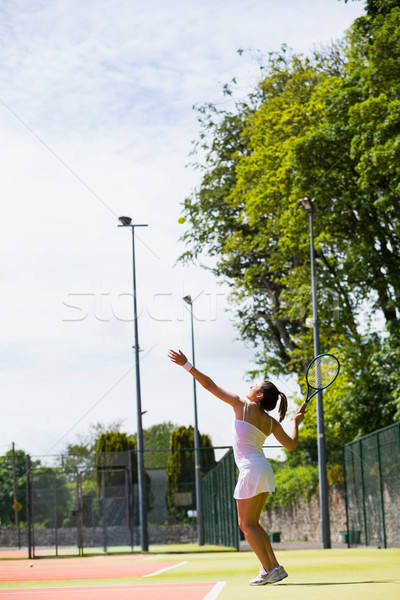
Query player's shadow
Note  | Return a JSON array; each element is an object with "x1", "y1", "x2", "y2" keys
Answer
[{"x1": 282, "y1": 580, "x2": 397, "y2": 586}]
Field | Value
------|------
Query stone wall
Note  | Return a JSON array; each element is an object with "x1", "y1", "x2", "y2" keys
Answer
[
  {"x1": 0, "y1": 529, "x2": 28, "y2": 547},
  {"x1": 147, "y1": 524, "x2": 197, "y2": 544},
  {"x1": 260, "y1": 488, "x2": 347, "y2": 543}
]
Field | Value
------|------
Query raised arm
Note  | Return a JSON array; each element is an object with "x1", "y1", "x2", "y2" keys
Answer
[
  {"x1": 168, "y1": 349, "x2": 242, "y2": 410},
  {"x1": 271, "y1": 411, "x2": 305, "y2": 451}
]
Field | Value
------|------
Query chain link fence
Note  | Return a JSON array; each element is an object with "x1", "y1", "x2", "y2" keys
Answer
[
  {"x1": 6, "y1": 434, "x2": 388, "y2": 556},
  {"x1": 343, "y1": 422, "x2": 400, "y2": 548},
  {"x1": 17, "y1": 446, "x2": 236, "y2": 557},
  {"x1": 203, "y1": 449, "x2": 240, "y2": 550},
  {"x1": 25, "y1": 452, "x2": 137, "y2": 557}
]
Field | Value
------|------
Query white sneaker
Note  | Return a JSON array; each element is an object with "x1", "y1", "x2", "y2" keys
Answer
[
  {"x1": 269, "y1": 565, "x2": 288, "y2": 583},
  {"x1": 249, "y1": 566, "x2": 279, "y2": 586},
  {"x1": 249, "y1": 565, "x2": 288, "y2": 586}
]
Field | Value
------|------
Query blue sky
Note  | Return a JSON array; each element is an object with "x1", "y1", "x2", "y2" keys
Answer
[{"x1": 0, "y1": 0, "x2": 365, "y2": 459}]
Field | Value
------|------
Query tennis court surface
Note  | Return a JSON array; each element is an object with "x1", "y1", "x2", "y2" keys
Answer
[
  {"x1": 0, "y1": 583, "x2": 225, "y2": 600},
  {"x1": 0, "y1": 555, "x2": 186, "y2": 581},
  {"x1": 0, "y1": 554, "x2": 224, "y2": 600},
  {"x1": 0, "y1": 548, "x2": 399, "y2": 600}
]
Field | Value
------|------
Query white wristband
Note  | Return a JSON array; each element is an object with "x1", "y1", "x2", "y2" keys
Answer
[{"x1": 183, "y1": 361, "x2": 193, "y2": 372}]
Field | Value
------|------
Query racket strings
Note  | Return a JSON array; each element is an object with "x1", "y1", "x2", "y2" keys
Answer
[{"x1": 307, "y1": 356, "x2": 338, "y2": 388}]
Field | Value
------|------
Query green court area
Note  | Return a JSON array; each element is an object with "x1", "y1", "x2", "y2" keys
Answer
[
  {"x1": 0, "y1": 548, "x2": 398, "y2": 600},
  {"x1": 149, "y1": 549, "x2": 400, "y2": 600}
]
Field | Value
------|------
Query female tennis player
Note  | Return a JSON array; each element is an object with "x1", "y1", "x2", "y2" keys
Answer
[{"x1": 168, "y1": 348, "x2": 305, "y2": 585}]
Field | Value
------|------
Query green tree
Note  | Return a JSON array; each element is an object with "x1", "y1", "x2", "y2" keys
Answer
[
  {"x1": 60, "y1": 443, "x2": 94, "y2": 477},
  {"x1": 59, "y1": 420, "x2": 126, "y2": 476},
  {"x1": 292, "y1": 5, "x2": 400, "y2": 328},
  {"x1": 166, "y1": 426, "x2": 216, "y2": 522},
  {"x1": 0, "y1": 449, "x2": 27, "y2": 526},
  {"x1": 180, "y1": 5, "x2": 400, "y2": 447},
  {"x1": 0, "y1": 450, "x2": 77, "y2": 529},
  {"x1": 344, "y1": 0, "x2": 400, "y2": 18},
  {"x1": 95, "y1": 429, "x2": 137, "y2": 484},
  {"x1": 29, "y1": 469, "x2": 74, "y2": 528},
  {"x1": 135, "y1": 422, "x2": 178, "y2": 469},
  {"x1": 288, "y1": 3, "x2": 400, "y2": 447},
  {"x1": 181, "y1": 47, "x2": 359, "y2": 377},
  {"x1": 95, "y1": 429, "x2": 153, "y2": 512}
]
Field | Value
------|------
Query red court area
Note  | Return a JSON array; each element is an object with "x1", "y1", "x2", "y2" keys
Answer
[
  {"x1": 0, "y1": 555, "x2": 225, "y2": 600},
  {"x1": 0, "y1": 555, "x2": 183, "y2": 582},
  {"x1": 0, "y1": 582, "x2": 224, "y2": 600}
]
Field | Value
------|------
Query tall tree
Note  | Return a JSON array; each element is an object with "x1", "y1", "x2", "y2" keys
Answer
[
  {"x1": 95, "y1": 430, "x2": 137, "y2": 484},
  {"x1": 95, "y1": 429, "x2": 153, "y2": 511},
  {"x1": 180, "y1": 5, "x2": 400, "y2": 444},
  {"x1": 293, "y1": 4, "x2": 400, "y2": 326},
  {"x1": 166, "y1": 426, "x2": 216, "y2": 522},
  {"x1": 138, "y1": 422, "x2": 178, "y2": 469},
  {"x1": 182, "y1": 47, "x2": 360, "y2": 375}
]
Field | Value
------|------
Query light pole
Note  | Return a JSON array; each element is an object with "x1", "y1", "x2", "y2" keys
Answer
[
  {"x1": 118, "y1": 216, "x2": 148, "y2": 552},
  {"x1": 183, "y1": 295, "x2": 204, "y2": 546},
  {"x1": 299, "y1": 198, "x2": 331, "y2": 549}
]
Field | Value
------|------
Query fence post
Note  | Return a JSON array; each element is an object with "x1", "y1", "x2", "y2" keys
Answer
[
  {"x1": 359, "y1": 440, "x2": 368, "y2": 546},
  {"x1": 77, "y1": 472, "x2": 84, "y2": 557},
  {"x1": 11, "y1": 443, "x2": 21, "y2": 549},
  {"x1": 53, "y1": 473, "x2": 58, "y2": 556},
  {"x1": 127, "y1": 451, "x2": 134, "y2": 552},
  {"x1": 102, "y1": 470, "x2": 107, "y2": 553},
  {"x1": 342, "y1": 445, "x2": 350, "y2": 548},
  {"x1": 25, "y1": 455, "x2": 33, "y2": 559},
  {"x1": 376, "y1": 432, "x2": 387, "y2": 548}
]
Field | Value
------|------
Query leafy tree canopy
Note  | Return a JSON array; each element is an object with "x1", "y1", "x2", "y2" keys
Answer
[
  {"x1": 132, "y1": 421, "x2": 178, "y2": 469},
  {"x1": 344, "y1": 0, "x2": 400, "y2": 18},
  {"x1": 180, "y1": 4, "x2": 400, "y2": 449},
  {"x1": 60, "y1": 420, "x2": 126, "y2": 473}
]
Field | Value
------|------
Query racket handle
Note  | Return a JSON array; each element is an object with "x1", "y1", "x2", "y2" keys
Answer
[{"x1": 299, "y1": 402, "x2": 307, "y2": 413}]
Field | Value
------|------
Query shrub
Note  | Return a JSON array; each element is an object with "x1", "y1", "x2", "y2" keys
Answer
[{"x1": 265, "y1": 463, "x2": 319, "y2": 508}]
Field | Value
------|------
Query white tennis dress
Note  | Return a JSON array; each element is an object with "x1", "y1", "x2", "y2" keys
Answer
[{"x1": 232, "y1": 400, "x2": 275, "y2": 500}]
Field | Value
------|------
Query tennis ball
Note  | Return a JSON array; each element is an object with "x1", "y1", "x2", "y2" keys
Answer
[
  {"x1": 29, "y1": 563, "x2": 33, "y2": 567},
  {"x1": 177, "y1": 216, "x2": 186, "y2": 224}
]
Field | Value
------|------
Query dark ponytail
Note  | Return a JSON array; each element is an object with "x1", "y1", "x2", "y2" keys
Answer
[{"x1": 259, "y1": 381, "x2": 288, "y2": 423}]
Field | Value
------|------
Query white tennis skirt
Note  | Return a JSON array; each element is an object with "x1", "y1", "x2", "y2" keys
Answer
[{"x1": 233, "y1": 459, "x2": 275, "y2": 500}]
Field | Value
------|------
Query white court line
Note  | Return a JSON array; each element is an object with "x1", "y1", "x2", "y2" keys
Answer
[
  {"x1": 142, "y1": 561, "x2": 187, "y2": 577},
  {"x1": 0, "y1": 582, "x2": 216, "y2": 594},
  {"x1": 203, "y1": 582, "x2": 226, "y2": 600}
]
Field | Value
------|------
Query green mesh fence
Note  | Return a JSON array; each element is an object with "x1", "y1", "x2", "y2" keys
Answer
[
  {"x1": 2, "y1": 446, "x2": 243, "y2": 557},
  {"x1": 28, "y1": 454, "x2": 135, "y2": 558},
  {"x1": 202, "y1": 449, "x2": 240, "y2": 550},
  {"x1": 343, "y1": 422, "x2": 400, "y2": 548},
  {"x1": 20, "y1": 447, "x2": 223, "y2": 557}
]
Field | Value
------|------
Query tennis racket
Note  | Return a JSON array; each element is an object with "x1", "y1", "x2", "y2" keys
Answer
[{"x1": 299, "y1": 353, "x2": 340, "y2": 413}]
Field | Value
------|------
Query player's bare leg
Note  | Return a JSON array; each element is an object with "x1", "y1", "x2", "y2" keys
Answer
[{"x1": 236, "y1": 493, "x2": 279, "y2": 572}]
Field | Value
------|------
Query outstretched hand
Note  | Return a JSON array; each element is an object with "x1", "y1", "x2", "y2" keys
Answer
[
  {"x1": 293, "y1": 410, "x2": 306, "y2": 425},
  {"x1": 168, "y1": 349, "x2": 188, "y2": 367}
]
